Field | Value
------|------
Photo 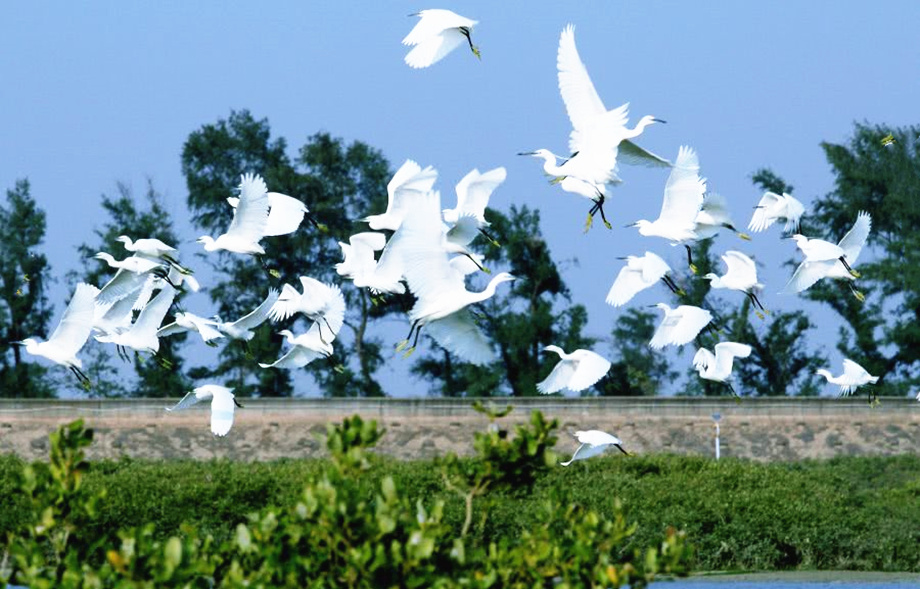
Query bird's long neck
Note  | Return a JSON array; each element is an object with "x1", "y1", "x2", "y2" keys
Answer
[
  {"x1": 97, "y1": 252, "x2": 115, "y2": 266},
  {"x1": 474, "y1": 276, "x2": 509, "y2": 304},
  {"x1": 816, "y1": 369, "x2": 833, "y2": 382}
]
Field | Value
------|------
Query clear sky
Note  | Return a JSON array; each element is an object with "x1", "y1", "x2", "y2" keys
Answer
[{"x1": 2, "y1": 2, "x2": 918, "y2": 397}]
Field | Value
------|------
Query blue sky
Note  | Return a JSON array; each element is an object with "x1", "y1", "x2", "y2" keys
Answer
[{"x1": 2, "y1": 2, "x2": 918, "y2": 397}]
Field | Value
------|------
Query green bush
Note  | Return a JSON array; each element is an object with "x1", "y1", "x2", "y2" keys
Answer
[{"x1": 1, "y1": 413, "x2": 690, "y2": 588}]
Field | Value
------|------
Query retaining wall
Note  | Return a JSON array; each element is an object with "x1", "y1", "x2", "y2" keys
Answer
[{"x1": 1, "y1": 397, "x2": 918, "y2": 462}]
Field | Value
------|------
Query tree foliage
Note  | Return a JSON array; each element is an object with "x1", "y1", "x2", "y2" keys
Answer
[
  {"x1": 0, "y1": 179, "x2": 55, "y2": 398},
  {"x1": 74, "y1": 180, "x2": 190, "y2": 398},
  {"x1": 181, "y1": 110, "x2": 398, "y2": 397}
]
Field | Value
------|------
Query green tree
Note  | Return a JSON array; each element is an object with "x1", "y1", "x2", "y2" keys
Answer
[
  {"x1": 73, "y1": 180, "x2": 190, "y2": 398},
  {"x1": 807, "y1": 122, "x2": 920, "y2": 395},
  {"x1": 181, "y1": 110, "x2": 397, "y2": 397},
  {"x1": 0, "y1": 179, "x2": 55, "y2": 398},
  {"x1": 412, "y1": 205, "x2": 594, "y2": 396}
]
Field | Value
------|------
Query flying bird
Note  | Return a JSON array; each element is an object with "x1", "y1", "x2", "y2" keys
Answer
[
  {"x1": 363, "y1": 160, "x2": 438, "y2": 231},
  {"x1": 522, "y1": 25, "x2": 666, "y2": 231},
  {"x1": 227, "y1": 190, "x2": 313, "y2": 237},
  {"x1": 693, "y1": 341, "x2": 752, "y2": 396},
  {"x1": 197, "y1": 173, "x2": 270, "y2": 255},
  {"x1": 817, "y1": 359, "x2": 879, "y2": 397},
  {"x1": 703, "y1": 250, "x2": 767, "y2": 314},
  {"x1": 157, "y1": 311, "x2": 225, "y2": 345},
  {"x1": 783, "y1": 211, "x2": 871, "y2": 300},
  {"x1": 269, "y1": 277, "x2": 346, "y2": 343},
  {"x1": 214, "y1": 289, "x2": 280, "y2": 341},
  {"x1": 560, "y1": 430, "x2": 630, "y2": 466},
  {"x1": 259, "y1": 325, "x2": 334, "y2": 370},
  {"x1": 606, "y1": 251, "x2": 682, "y2": 307},
  {"x1": 15, "y1": 282, "x2": 99, "y2": 388},
  {"x1": 630, "y1": 146, "x2": 707, "y2": 271},
  {"x1": 165, "y1": 384, "x2": 242, "y2": 437},
  {"x1": 649, "y1": 303, "x2": 713, "y2": 350},
  {"x1": 536, "y1": 346, "x2": 611, "y2": 394},
  {"x1": 403, "y1": 9, "x2": 480, "y2": 69},
  {"x1": 748, "y1": 191, "x2": 805, "y2": 234}
]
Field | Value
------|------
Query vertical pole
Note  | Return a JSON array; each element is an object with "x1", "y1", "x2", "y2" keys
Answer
[{"x1": 715, "y1": 422, "x2": 720, "y2": 461}]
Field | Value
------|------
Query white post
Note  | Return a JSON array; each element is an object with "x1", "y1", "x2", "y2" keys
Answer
[{"x1": 711, "y1": 412, "x2": 721, "y2": 461}]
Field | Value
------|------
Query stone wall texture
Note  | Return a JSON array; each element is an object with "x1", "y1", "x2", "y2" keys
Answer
[{"x1": 1, "y1": 397, "x2": 919, "y2": 462}]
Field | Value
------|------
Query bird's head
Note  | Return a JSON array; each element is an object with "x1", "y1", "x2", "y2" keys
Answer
[
  {"x1": 790, "y1": 234, "x2": 807, "y2": 247},
  {"x1": 518, "y1": 149, "x2": 555, "y2": 162},
  {"x1": 627, "y1": 219, "x2": 651, "y2": 234},
  {"x1": 635, "y1": 115, "x2": 666, "y2": 132},
  {"x1": 115, "y1": 235, "x2": 132, "y2": 247},
  {"x1": 541, "y1": 344, "x2": 565, "y2": 356},
  {"x1": 491, "y1": 272, "x2": 516, "y2": 286},
  {"x1": 702, "y1": 273, "x2": 718, "y2": 281},
  {"x1": 12, "y1": 338, "x2": 38, "y2": 349},
  {"x1": 278, "y1": 329, "x2": 294, "y2": 340},
  {"x1": 93, "y1": 252, "x2": 114, "y2": 263}
]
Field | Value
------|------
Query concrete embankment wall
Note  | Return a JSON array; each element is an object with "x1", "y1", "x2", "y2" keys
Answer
[{"x1": 1, "y1": 397, "x2": 918, "y2": 462}]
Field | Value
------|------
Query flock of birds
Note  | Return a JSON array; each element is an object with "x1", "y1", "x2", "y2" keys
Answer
[{"x1": 10, "y1": 10, "x2": 904, "y2": 465}]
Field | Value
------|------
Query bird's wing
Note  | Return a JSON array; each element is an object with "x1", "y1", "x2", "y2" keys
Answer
[
  {"x1": 605, "y1": 265, "x2": 649, "y2": 307},
  {"x1": 269, "y1": 282, "x2": 306, "y2": 322},
  {"x1": 800, "y1": 238, "x2": 845, "y2": 261},
  {"x1": 566, "y1": 350, "x2": 611, "y2": 392},
  {"x1": 131, "y1": 275, "x2": 158, "y2": 311},
  {"x1": 260, "y1": 344, "x2": 327, "y2": 370},
  {"x1": 617, "y1": 139, "x2": 672, "y2": 168},
  {"x1": 224, "y1": 173, "x2": 269, "y2": 243},
  {"x1": 96, "y1": 268, "x2": 147, "y2": 306},
  {"x1": 165, "y1": 390, "x2": 201, "y2": 412},
  {"x1": 657, "y1": 146, "x2": 705, "y2": 224},
  {"x1": 402, "y1": 9, "x2": 473, "y2": 46},
  {"x1": 230, "y1": 289, "x2": 280, "y2": 331},
  {"x1": 697, "y1": 192, "x2": 732, "y2": 225},
  {"x1": 352, "y1": 231, "x2": 387, "y2": 252},
  {"x1": 748, "y1": 191, "x2": 783, "y2": 232},
  {"x1": 424, "y1": 309, "x2": 494, "y2": 366},
  {"x1": 722, "y1": 251, "x2": 759, "y2": 286},
  {"x1": 131, "y1": 285, "x2": 176, "y2": 340},
  {"x1": 156, "y1": 320, "x2": 186, "y2": 338},
  {"x1": 649, "y1": 308, "x2": 681, "y2": 350},
  {"x1": 714, "y1": 342, "x2": 752, "y2": 375},
  {"x1": 317, "y1": 283, "x2": 346, "y2": 339},
  {"x1": 781, "y1": 194, "x2": 805, "y2": 233},
  {"x1": 557, "y1": 24, "x2": 607, "y2": 135},
  {"x1": 641, "y1": 252, "x2": 672, "y2": 283},
  {"x1": 404, "y1": 29, "x2": 467, "y2": 69},
  {"x1": 560, "y1": 443, "x2": 588, "y2": 466},
  {"x1": 47, "y1": 283, "x2": 99, "y2": 357},
  {"x1": 445, "y1": 215, "x2": 480, "y2": 247},
  {"x1": 669, "y1": 306, "x2": 712, "y2": 347},
  {"x1": 94, "y1": 291, "x2": 136, "y2": 333},
  {"x1": 400, "y1": 191, "x2": 467, "y2": 304},
  {"x1": 262, "y1": 192, "x2": 307, "y2": 237},
  {"x1": 561, "y1": 442, "x2": 607, "y2": 465},
  {"x1": 575, "y1": 429, "x2": 622, "y2": 446},
  {"x1": 781, "y1": 260, "x2": 835, "y2": 294},
  {"x1": 841, "y1": 358, "x2": 869, "y2": 381},
  {"x1": 364, "y1": 231, "x2": 407, "y2": 295},
  {"x1": 692, "y1": 347, "x2": 715, "y2": 371},
  {"x1": 209, "y1": 391, "x2": 236, "y2": 437},
  {"x1": 454, "y1": 167, "x2": 506, "y2": 222},
  {"x1": 837, "y1": 211, "x2": 871, "y2": 265},
  {"x1": 537, "y1": 357, "x2": 576, "y2": 394}
]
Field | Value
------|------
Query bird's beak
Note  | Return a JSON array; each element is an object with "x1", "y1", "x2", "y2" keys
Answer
[
  {"x1": 625, "y1": 222, "x2": 639, "y2": 228},
  {"x1": 11, "y1": 341, "x2": 24, "y2": 346},
  {"x1": 652, "y1": 118, "x2": 667, "y2": 124},
  {"x1": 517, "y1": 151, "x2": 536, "y2": 156},
  {"x1": 615, "y1": 256, "x2": 628, "y2": 260},
  {"x1": 616, "y1": 444, "x2": 631, "y2": 456},
  {"x1": 234, "y1": 399, "x2": 244, "y2": 409}
]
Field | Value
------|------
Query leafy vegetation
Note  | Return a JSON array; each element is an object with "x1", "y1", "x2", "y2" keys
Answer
[{"x1": 0, "y1": 416, "x2": 691, "y2": 587}]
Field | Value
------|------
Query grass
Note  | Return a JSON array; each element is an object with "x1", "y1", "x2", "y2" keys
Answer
[{"x1": 2, "y1": 452, "x2": 919, "y2": 572}]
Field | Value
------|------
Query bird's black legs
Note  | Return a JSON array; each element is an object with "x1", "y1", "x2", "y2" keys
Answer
[
  {"x1": 838, "y1": 256, "x2": 860, "y2": 278},
  {"x1": 69, "y1": 365, "x2": 91, "y2": 390},
  {"x1": 685, "y1": 244, "x2": 698, "y2": 274},
  {"x1": 585, "y1": 194, "x2": 612, "y2": 231},
  {"x1": 661, "y1": 275, "x2": 686, "y2": 297}
]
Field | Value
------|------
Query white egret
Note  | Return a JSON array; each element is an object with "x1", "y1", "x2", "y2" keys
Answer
[
  {"x1": 94, "y1": 252, "x2": 164, "y2": 275},
  {"x1": 165, "y1": 384, "x2": 242, "y2": 437},
  {"x1": 694, "y1": 192, "x2": 750, "y2": 241},
  {"x1": 95, "y1": 284, "x2": 176, "y2": 358},
  {"x1": 226, "y1": 190, "x2": 314, "y2": 237},
  {"x1": 157, "y1": 312, "x2": 224, "y2": 345},
  {"x1": 536, "y1": 346, "x2": 611, "y2": 394},
  {"x1": 197, "y1": 173, "x2": 270, "y2": 254},
  {"x1": 522, "y1": 25, "x2": 666, "y2": 230},
  {"x1": 268, "y1": 277, "x2": 346, "y2": 343},
  {"x1": 629, "y1": 146, "x2": 707, "y2": 271},
  {"x1": 14, "y1": 282, "x2": 99, "y2": 388},
  {"x1": 402, "y1": 9, "x2": 480, "y2": 69},
  {"x1": 115, "y1": 235, "x2": 191, "y2": 275},
  {"x1": 703, "y1": 250, "x2": 767, "y2": 313},
  {"x1": 817, "y1": 359, "x2": 879, "y2": 397},
  {"x1": 748, "y1": 191, "x2": 805, "y2": 234},
  {"x1": 214, "y1": 289, "x2": 280, "y2": 341},
  {"x1": 259, "y1": 325, "x2": 333, "y2": 369},
  {"x1": 363, "y1": 159, "x2": 438, "y2": 231},
  {"x1": 397, "y1": 191, "x2": 515, "y2": 364},
  {"x1": 649, "y1": 303, "x2": 713, "y2": 350},
  {"x1": 560, "y1": 430, "x2": 630, "y2": 466},
  {"x1": 336, "y1": 232, "x2": 406, "y2": 295},
  {"x1": 92, "y1": 289, "x2": 139, "y2": 337},
  {"x1": 693, "y1": 341, "x2": 752, "y2": 396},
  {"x1": 783, "y1": 211, "x2": 871, "y2": 300},
  {"x1": 606, "y1": 251, "x2": 682, "y2": 307}
]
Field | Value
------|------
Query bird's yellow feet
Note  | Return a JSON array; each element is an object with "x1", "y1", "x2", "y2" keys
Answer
[
  {"x1": 755, "y1": 310, "x2": 765, "y2": 320},
  {"x1": 689, "y1": 263, "x2": 698, "y2": 274},
  {"x1": 401, "y1": 346, "x2": 416, "y2": 359},
  {"x1": 481, "y1": 266, "x2": 492, "y2": 274},
  {"x1": 395, "y1": 340, "x2": 409, "y2": 352},
  {"x1": 316, "y1": 223, "x2": 329, "y2": 234},
  {"x1": 854, "y1": 290, "x2": 866, "y2": 302},
  {"x1": 550, "y1": 176, "x2": 566, "y2": 185},
  {"x1": 333, "y1": 363, "x2": 346, "y2": 374},
  {"x1": 268, "y1": 268, "x2": 281, "y2": 279},
  {"x1": 471, "y1": 46, "x2": 481, "y2": 60},
  {"x1": 738, "y1": 232, "x2": 752, "y2": 241},
  {"x1": 584, "y1": 214, "x2": 594, "y2": 233},
  {"x1": 603, "y1": 219, "x2": 612, "y2": 230}
]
